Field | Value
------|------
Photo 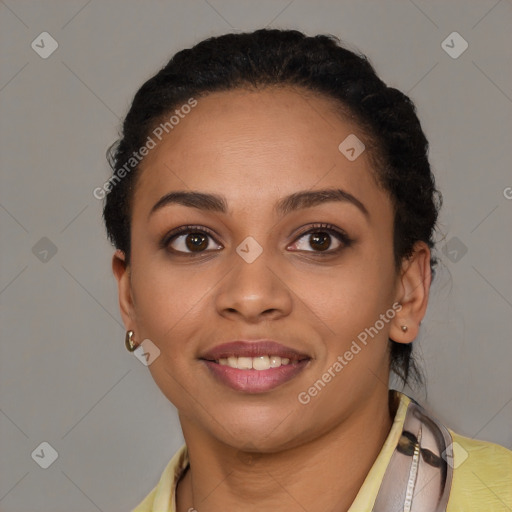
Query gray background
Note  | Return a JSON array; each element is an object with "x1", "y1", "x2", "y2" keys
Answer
[{"x1": 1, "y1": 0, "x2": 511, "y2": 510}]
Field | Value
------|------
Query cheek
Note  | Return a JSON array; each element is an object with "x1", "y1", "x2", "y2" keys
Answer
[
  {"x1": 295, "y1": 255, "x2": 393, "y2": 329},
  {"x1": 129, "y1": 249, "x2": 212, "y2": 342},
  {"x1": 287, "y1": 253, "x2": 396, "y2": 379}
]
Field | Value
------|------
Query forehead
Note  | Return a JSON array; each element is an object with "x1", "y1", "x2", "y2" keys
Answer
[{"x1": 133, "y1": 86, "x2": 390, "y2": 218}]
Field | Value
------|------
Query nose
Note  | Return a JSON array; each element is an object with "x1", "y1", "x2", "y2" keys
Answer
[{"x1": 214, "y1": 248, "x2": 293, "y2": 323}]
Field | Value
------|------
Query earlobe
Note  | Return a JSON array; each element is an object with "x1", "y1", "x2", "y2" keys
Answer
[
  {"x1": 390, "y1": 242, "x2": 432, "y2": 344},
  {"x1": 112, "y1": 249, "x2": 136, "y2": 329}
]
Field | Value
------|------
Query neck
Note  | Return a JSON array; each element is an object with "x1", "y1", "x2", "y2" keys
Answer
[{"x1": 176, "y1": 388, "x2": 396, "y2": 512}]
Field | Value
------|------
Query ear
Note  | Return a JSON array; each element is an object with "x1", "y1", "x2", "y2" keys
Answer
[
  {"x1": 390, "y1": 241, "x2": 431, "y2": 344},
  {"x1": 112, "y1": 249, "x2": 136, "y2": 330}
]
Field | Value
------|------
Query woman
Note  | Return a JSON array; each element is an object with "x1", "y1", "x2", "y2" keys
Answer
[{"x1": 102, "y1": 29, "x2": 511, "y2": 511}]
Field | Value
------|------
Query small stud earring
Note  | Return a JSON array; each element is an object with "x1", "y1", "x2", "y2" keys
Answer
[
  {"x1": 125, "y1": 330, "x2": 138, "y2": 352},
  {"x1": 401, "y1": 325, "x2": 408, "y2": 333}
]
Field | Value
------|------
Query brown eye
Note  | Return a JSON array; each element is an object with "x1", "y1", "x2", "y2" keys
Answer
[
  {"x1": 164, "y1": 226, "x2": 222, "y2": 254},
  {"x1": 309, "y1": 232, "x2": 332, "y2": 251},
  {"x1": 185, "y1": 232, "x2": 208, "y2": 252},
  {"x1": 288, "y1": 223, "x2": 352, "y2": 254}
]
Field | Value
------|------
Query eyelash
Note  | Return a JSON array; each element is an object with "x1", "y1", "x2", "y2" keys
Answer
[{"x1": 160, "y1": 223, "x2": 353, "y2": 256}]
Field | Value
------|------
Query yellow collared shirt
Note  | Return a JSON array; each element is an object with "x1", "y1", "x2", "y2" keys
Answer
[{"x1": 132, "y1": 392, "x2": 512, "y2": 511}]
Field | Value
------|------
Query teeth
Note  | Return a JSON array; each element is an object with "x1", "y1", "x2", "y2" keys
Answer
[
  {"x1": 237, "y1": 356, "x2": 253, "y2": 370},
  {"x1": 269, "y1": 356, "x2": 282, "y2": 368},
  {"x1": 217, "y1": 355, "x2": 296, "y2": 370},
  {"x1": 252, "y1": 355, "x2": 270, "y2": 370}
]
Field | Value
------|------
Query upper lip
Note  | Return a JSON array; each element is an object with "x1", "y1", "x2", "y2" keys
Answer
[{"x1": 199, "y1": 340, "x2": 311, "y2": 361}]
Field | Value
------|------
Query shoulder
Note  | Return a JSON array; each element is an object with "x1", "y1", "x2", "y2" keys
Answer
[{"x1": 447, "y1": 429, "x2": 512, "y2": 511}]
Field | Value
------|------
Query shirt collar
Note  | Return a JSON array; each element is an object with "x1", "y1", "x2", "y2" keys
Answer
[{"x1": 149, "y1": 390, "x2": 411, "y2": 512}]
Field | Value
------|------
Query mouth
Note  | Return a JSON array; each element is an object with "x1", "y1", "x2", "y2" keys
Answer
[{"x1": 199, "y1": 340, "x2": 311, "y2": 393}]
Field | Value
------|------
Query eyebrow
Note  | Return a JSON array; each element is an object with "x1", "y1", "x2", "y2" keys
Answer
[{"x1": 148, "y1": 188, "x2": 369, "y2": 219}]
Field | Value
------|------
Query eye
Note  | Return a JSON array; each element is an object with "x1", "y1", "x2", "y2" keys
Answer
[
  {"x1": 161, "y1": 225, "x2": 223, "y2": 254},
  {"x1": 288, "y1": 223, "x2": 352, "y2": 254}
]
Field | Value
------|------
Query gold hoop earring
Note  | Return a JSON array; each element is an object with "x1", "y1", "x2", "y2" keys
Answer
[{"x1": 125, "y1": 330, "x2": 138, "y2": 352}]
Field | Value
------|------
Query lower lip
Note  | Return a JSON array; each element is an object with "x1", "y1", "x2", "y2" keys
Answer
[{"x1": 201, "y1": 359, "x2": 310, "y2": 393}]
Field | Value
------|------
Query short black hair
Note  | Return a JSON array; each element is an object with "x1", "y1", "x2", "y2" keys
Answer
[{"x1": 103, "y1": 28, "x2": 442, "y2": 388}]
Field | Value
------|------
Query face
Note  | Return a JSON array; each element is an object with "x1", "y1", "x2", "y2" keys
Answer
[{"x1": 114, "y1": 87, "x2": 427, "y2": 451}]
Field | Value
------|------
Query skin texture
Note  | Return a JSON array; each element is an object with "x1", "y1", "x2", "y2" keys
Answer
[{"x1": 112, "y1": 86, "x2": 431, "y2": 512}]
